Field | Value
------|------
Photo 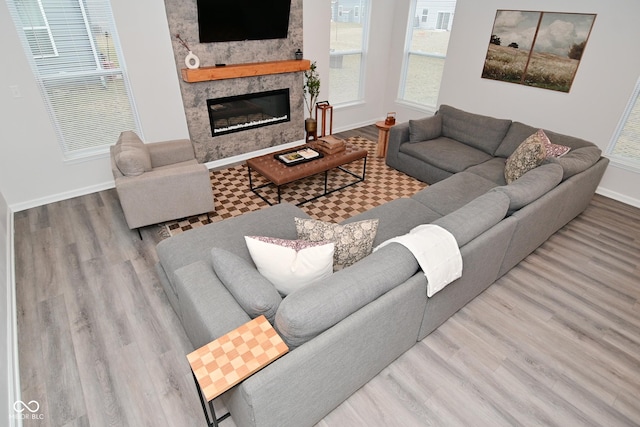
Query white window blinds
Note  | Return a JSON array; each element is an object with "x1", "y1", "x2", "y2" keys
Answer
[
  {"x1": 7, "y1": 0, "x2": 140, "y2": 160},
  {"x1": 608, "y1": 77, "x2": 640, "y2": 169}
]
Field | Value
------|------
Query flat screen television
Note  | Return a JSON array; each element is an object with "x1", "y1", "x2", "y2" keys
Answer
[{"x1": 197, "y1": 0, "x2": 291, "y2": 43}]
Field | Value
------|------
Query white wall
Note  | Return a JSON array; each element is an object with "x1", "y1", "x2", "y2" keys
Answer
[
  {"x1": 438, "y1": 0, "x2": 640, "y2": 206},
  {"x1": 0, "y1": 0, "x2": 188, "y2": 211},
  {"x1": 303, "y1": 0, "x2": 331, "y2": 110}
]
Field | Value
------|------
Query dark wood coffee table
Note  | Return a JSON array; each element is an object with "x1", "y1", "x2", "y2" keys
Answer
[{"x1": 246, "y1": 142, "x2": 367, "y2": 205}]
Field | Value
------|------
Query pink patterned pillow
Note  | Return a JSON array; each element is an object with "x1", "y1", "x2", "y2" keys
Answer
[{"x1": 535, "y1": 129, "x2": 571, "y2": 158}]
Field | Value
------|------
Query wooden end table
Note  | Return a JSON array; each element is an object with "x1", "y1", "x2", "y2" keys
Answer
[
  {"x1": 375, "y1": 120, "x2": 395, "y2": 158},
  {"x1": 246, "y1": 142, "x2": 367, "y2": 206},
  {"x1": 187, "y1": 315, "x2": 289, "y2": 426}
]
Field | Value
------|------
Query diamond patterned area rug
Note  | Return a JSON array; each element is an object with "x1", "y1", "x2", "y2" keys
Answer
[{"x1": 164, "y1": 136, "x2": 427, "y2": 236}]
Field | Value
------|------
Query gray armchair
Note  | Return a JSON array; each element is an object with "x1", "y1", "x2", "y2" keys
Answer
[{"x1": 110, "y1": 131, "x2": 214, "y2": 234}]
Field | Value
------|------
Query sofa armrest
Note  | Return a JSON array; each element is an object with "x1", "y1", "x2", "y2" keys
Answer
[
  {"x1": 115, "y1": 163, "x2": 213, "y2": 228},
  {"x1": 116, "y1": 162, "x2": 209, "y2": 195},
  {"x1": 175, "y1": 260, "x2": 251, "y2": 348},
  {"x1": 385, "y1": 121, "x2": 410, "y2": 167},
  {"x1": 147, "y1": 139, "x2": 195, "y2": 167}
]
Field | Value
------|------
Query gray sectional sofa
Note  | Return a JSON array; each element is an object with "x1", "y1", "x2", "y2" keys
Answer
[{"x1": 155, "y1": 105, "x2": 609, "y2": 427}]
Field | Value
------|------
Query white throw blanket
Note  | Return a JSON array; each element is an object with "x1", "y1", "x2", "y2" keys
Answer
[{"x1": 375, "y1": 224, "x2": 463, "y2": 297}]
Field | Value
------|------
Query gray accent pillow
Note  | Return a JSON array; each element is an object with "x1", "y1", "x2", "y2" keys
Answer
[
  {"x1": 409, "y1": 114, "x2": 442, "y2": 143},
  {"x1": 295, "y1": 217, "x2": 379, "y2": 271},
  {"x1": 491, "y1": 163, "x2": 564, "y2": 213},
  {"x1": 210, "y1": 247, "x2": 282, "y2": 325},
  {"x1": 114, "y1": 131, "x2": 152, "y2": 176}
]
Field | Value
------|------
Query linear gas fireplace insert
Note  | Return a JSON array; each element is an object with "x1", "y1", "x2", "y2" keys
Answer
[{"x1": 206, "y1": 89, "x2": 291, "y2": 137}]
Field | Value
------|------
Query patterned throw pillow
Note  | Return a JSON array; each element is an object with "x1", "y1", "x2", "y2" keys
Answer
[
  {"x1": 244, "y1": 236, "x2": 334, "y2": 296},
  {"x1": 295, "y1": 218, "x2": 379, "y2": 270},
  {"x1": 534, "y1": 129, "x2": 571, "y2": 158},
  {"x1": 504, "y1": 133, "x2": 547, "y2": 184}
]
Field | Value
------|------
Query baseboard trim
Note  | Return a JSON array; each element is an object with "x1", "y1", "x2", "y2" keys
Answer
[
  {"x1": 9, "y1": 182, "x2": 115, "y2": 213},
  {"x1": 596, "y1": 186, "x2": 640, "y2": 208}
]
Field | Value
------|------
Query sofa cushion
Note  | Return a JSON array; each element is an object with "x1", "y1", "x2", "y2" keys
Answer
[
  {"x1": 432, "y1": 190, "x2": 510, "y2": 247},
  {"x1": 495, "y1": 121, "x2": 539, "y2": 158},
  {"x1": 400, "y1": 137, "x2": 493, "y2": 174},
  {"x1": 409, "y1": 114, "x2": 442, "y2": 142},
  {"x1": 492, "y1": 163, "x2": 564, "y2": 213},
  {"x1": 464, "y1": 157, "x2": 508, "y2": 185},
  {"x1": 504, "y1": 135, "x2": 547, "y2": 184},
  {"x1": 411, "y1": 172, "x2": 499, "y2": 216},
  {"x1": 547, "y1": 146, "x2": 602, "y2": 180},
  {"x1": 342, "y1": 198, "x2": 442, "y2": 246},
  {"x1": 211, "y1": 248, "x2": 283, "y2": 324},
  {"x1": 496, "y1": 122, "x2": 596, "y2": 158},
  {"x1": 274, "y1": 243, "x2": 420, "y2": 349},
  {"x1": 295, "y1": 218, "x2": 379, "y2": 271},
  {"x1": 543, "y1": 129, "x2": 597, "y2": 151},
  {"x1": 245, "y1": 236, "x2": 334, "y2": 296},
  {"x1": 439, "y1": 104, "x2": 512, "y2": 155},
  {"x1": 114, "y1": 131, "x2": 152, "y2": 176}
]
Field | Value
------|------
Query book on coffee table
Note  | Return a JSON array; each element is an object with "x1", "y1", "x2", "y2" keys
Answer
[
  {"x1": 277, "y1": 148, "x2": 321, "y2": 165},
  {"x1": 316, "y1": 135, "x2": 346, "y2": 154}
]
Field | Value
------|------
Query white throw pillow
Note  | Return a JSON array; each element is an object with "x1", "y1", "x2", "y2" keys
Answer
[{"x1": 244, "y1": 236, "x2": 334, "y2": 296}]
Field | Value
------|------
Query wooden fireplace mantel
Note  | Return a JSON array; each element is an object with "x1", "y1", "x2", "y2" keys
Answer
[{"x1": 181, "y1": 59, "x2": 311, "y2": 83}]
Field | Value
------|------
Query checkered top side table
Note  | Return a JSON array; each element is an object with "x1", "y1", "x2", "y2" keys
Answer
[{"x1": 187, "y1": 315, "x2": 289, "y2": 403}]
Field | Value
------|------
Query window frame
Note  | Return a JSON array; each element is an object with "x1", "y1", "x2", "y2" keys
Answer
[
  {"x1": 436, "y1": 11, "x2": 453, "y2": 30},
  {"x1": 421, "y1": 9, "x2": 429, "y2": 24},
  {"x1": 328, "y1": 0, "x2": 371, "y2": 106},
  {"x1": 398, "y1": 1, "x2": 456, "y2": 110},
  {"x1": 606, "y1": 76, "x2": 640, "y2": 172},
  {"x1": 7, "y1": 0, "x2": 141, "y2": 162}
]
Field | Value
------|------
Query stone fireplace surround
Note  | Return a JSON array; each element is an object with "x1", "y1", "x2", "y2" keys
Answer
[{"x1": 163, "y1": 0, "x2": 305, "y2": 163}]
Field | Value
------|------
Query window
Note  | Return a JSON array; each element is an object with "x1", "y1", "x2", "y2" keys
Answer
[
  {"x1": 15, "y1": 0, "x2": 57, "y2": 58},
  {"x1": 7, "y1": 0, "x2": 140, "y2": 161},
  {"x1": 329, "y1": 0, "x2": 370, "y2": 105},
  {"x1": 607, "y1": 77, "x2": 640, "y2": 170},
  {"x1": 436, "y1": 12, "x2": 452, "y2": 30},
  {"x1": 399, "y1": 1, "x2": 456, "y2": 108}
]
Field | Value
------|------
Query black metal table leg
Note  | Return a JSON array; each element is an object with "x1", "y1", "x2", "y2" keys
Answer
[{"x1": 192, "y1": 370, "x2": 230, "y2": 426}]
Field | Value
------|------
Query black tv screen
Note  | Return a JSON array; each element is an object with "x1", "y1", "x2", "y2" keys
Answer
[{"x1": 197, "y1": 0, "x2": 291, "y2": 43}]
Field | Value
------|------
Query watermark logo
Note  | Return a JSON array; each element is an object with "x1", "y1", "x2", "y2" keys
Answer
[{"x1": 13, "y1": 400, "x2": 44, "y2": 420}]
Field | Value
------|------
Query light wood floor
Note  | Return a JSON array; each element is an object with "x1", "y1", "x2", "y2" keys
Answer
[{"x1": 14, "y1": 130, "x2": 640, "y2": 426}]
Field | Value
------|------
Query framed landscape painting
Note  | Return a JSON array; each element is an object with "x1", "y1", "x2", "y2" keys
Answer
[{"x1": 481, "y1": 10, "x2": 596, "y2": 93}]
